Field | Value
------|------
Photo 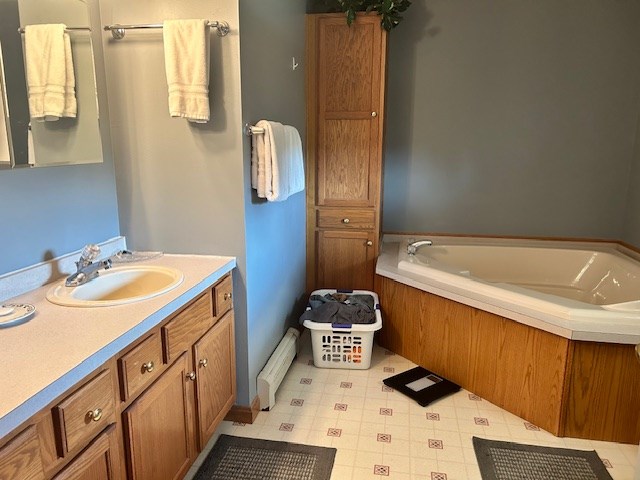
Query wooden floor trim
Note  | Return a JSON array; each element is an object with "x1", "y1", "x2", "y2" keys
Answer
[{"x1": 224, "y1": 396, "x2": 260, "y2": 424}]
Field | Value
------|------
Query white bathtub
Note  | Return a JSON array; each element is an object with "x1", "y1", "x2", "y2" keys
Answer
[{"x1": 376, "y1": 236, "x2": 640, "y2": 343}]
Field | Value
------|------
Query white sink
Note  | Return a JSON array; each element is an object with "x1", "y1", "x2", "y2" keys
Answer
[{"x1": 46, "y1": 266, "x2": 184, "y2": 307}]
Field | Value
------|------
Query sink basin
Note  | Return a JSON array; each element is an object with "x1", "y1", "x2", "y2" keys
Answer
[{"x1": 46, "y1": 266, "x2": 184, "y2": 307}]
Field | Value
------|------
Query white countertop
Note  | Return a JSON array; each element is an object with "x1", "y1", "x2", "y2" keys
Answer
[{"x1": 0, "y1": 254, "x2": 235, "y2": 438}]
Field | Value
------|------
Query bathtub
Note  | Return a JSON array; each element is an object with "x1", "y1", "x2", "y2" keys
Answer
[{"x1": 377, "y1": 236, "x2": 640, "y2": 343}]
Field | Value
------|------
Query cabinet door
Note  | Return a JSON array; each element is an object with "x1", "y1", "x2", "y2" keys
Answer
[
  {"x1": 193, "y1": 312, "x2": 236, "y2": 449},
  {"x1": 0, "y1": 426, "x2": 45, "y2": 480},
  {"x1": 316, "y1": 15, "x2": 385, "y2": 207},
  {"x1": 316, "y1": 230, "x2": 376, "y2": 290},
  {"x1": 53, "y1": 425, "x2": 121, "y2": 480},
  {"x1": 123, "y1": 353, "x2": 195, "y2": 480}
]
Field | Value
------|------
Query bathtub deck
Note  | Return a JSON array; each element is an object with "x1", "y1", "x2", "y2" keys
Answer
[{"x1": 375, "y1": 274, "x2": 640, "y2": 445}]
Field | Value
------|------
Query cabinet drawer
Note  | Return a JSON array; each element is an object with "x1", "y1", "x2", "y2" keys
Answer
[
  {"x1": 0, "y1": 425, "x2": 45, "y2": 480},
  {"x1": 163, "y1": 292, "x2": 214, "y2": 363},
  {"x1": 213, "y1": 275, "x2": 233, "y2": 319},
  {"x1": 53, "y1": 369, "x2": 115, "y2": 456},
  {"x1": 119, "y1": 333, "x2": 163, "y2": 402},
  {"x1": 317, "y1": 209, "x2": 376, "y2": 229}
]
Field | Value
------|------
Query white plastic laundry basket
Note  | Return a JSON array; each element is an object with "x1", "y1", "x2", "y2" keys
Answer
[{"x1": 302, "y1": 289, "x2": 382, "y2": 369}]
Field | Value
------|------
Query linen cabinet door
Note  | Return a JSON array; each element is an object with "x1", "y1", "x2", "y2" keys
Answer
[
  {"x1": 52, "y1": 425, "x2": 121, "y2": 480},
  {"x1": 122, "y1": 353, "x2": 195, "y2": 480},
  {"x1": 316, "y1": 230, "x2": 376, "y2": 290},
  {"x1": 315, "y1": 15, "x2": 385, "y2": 208},
  {"x1": 193, "y1": 312, "x2": 236, "y2": 449}
]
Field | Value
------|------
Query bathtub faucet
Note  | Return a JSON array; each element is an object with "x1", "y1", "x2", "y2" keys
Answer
[{"x1": 407, "y1": 239, "x2": 433, "y2": 255}]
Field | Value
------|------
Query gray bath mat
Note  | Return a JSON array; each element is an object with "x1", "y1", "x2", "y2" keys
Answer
[
  {"x1": 193, "y1": 434, "x2": 336, "y2": 480},
  {"x1": 472, "y1": 437, "x2": 613, "y2": 480}
]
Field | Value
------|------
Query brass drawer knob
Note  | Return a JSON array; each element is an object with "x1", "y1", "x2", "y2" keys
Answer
[
  {"x1": 186, "y1": 372, "x2": 196, "y2": 381},
  {"x1": 87, "y1": 408, "x2": 102, "y2": 422},
  {"x1": 224, "y1": 292, "x2": 232, "y2": 301},
  {"x1": 142, "y1": 361, "x2": 155, "y2": 373},
  {"x1": 342, "y1": 218, "x2": 350, "y2": 224},
  {"x1": 371, "y1": 111, "x2": 378, "y2": 117},
  {"x1": 366, "y1": 240, "x2": 373, "y2": 247},
  {"x1": 199, "y1": 358, "x2": 209, "y2": 368}
]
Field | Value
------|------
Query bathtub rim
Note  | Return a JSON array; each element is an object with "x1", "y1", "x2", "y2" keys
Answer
[{"x1": 376, "y1": 234, "x2": 640, "y2": 345}]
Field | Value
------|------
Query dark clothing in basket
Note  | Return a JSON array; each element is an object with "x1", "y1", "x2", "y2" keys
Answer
[{"x1": 299, "y1": 293, "x2": 376, "y2": 325}]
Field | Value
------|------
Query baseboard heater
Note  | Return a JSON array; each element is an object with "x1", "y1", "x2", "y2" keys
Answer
[{"x1": 257, "y1": 327, "x2": 300, "y2": 411}]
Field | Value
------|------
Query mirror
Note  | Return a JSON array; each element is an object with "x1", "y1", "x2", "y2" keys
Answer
[
  {"x1": 0, "y1": 45, "x2": 12, "y2": 166},
  {"x1": 0, "y1": 0, "x2": 104, "y2": 168}
]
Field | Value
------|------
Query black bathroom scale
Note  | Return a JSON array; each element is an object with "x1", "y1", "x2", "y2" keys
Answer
[{"x1": 383, "y1": 366, "x2": 461, "y2": 407}]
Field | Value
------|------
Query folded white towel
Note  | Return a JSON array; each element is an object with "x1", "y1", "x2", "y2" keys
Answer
[
  {"x1": 251, "y1": 120, "x2": 305, "y2": 202},
  {"x1": 163, "y1": 19, "x2": 210, "y2": 123},
  {"x1": 24, "y1": 24, "x2": 76, "y2": 121}
]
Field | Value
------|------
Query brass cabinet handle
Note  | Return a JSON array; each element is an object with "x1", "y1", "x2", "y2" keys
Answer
[
  {"x1": 366, "y1": 241, "x2": 373, "y2": 247},
  {"x1": 186, "y1": 372, "x2": 196, "y2": 381},
  {"x1": 199, "y1": 358, "x2": 209, "y2": 368},
  {"x1": 87, "y1": 408, "x2": 102, "y2": 422},
  {"x1": 224, "y1": 292, "x2": 232, "y2": 301},
  {"x1": 371, "y1": 112, "x2": 378, "y2": 117},
  {"x1": 342, "y1": 218, "x2": 350, "y2": 224},
  {"x1": 636, "y1": 344, "x2": 640, "y2": 363},
  {"x1": 142, "y1": 361, "x2": 155, "y2": 373}
]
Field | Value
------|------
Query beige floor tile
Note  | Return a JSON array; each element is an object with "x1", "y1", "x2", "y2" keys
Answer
[
  {"x1": 208, "y1": 342, "x2": 635, "y2": 480},
  {"x1": 329, "y1": 464, "x2": 353, "y2": 480}
]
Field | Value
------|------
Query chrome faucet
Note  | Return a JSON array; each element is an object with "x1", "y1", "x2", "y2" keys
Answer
[
  {"x1": 407, "y1": 239, "x2": 433, "y2": 255},
  {"x1": 65, "y1": 244, "x2": 113, "y2": 287}
]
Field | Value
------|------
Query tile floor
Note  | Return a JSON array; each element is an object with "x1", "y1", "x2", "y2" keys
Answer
[{"x1": 186, "y1": 333, "x2": 639, "y2": 480}]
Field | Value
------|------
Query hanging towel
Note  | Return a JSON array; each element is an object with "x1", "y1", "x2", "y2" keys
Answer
[
  {"x1": 251, "y1": 120, "x2": 305, "y2": 202},
  {"x1": 24, "y1": 24, "x2": 76, "y2": 121},
  {"x1": 163, "y1": 19, "x2": 210, "y2": 123}
]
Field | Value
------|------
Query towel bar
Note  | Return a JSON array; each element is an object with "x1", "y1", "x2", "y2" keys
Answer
[
  {"x1": 244, "y1": 124, "x2": 265, "y2": 136},
  {"x1": 104, "y1": 20, "x2": 230, "y2": 40},
  {"x1": 18, "y1": 26, "x2": 91, "y2": 34}
]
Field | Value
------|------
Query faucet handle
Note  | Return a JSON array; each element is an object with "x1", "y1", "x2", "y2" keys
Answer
[{"x1": 77, "y1": 244, "x2": 101, "y2": 268}]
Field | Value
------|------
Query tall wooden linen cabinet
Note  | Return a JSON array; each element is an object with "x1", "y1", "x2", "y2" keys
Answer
[{"x1": 306, "y1": 13, "x2": 388, "y2": 292}]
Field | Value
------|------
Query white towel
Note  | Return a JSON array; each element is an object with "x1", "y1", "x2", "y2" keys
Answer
[
  {"x1": 251, "y1": 120, "x2": 305, "y2": 202},
  {"x1": 24, "y1": 24, "x2": 76, "y2": 121},
  {"x1": 163, "y1": 19, "x2": 210, "y2": 123}
]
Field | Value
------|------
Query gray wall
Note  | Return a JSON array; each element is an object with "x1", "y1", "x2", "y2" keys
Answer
[
  {"x1": 383, "y1": 0, "x2": 640, "y2": 239},
  {"x1": 623, "y1": 119, "x2": 640, "y2": 246},
  {"x1": 102, "y1": 0, "x2": 307, "y2": 406},
  {"x1": 0, "y1": 0, "x2": 119, "y2": 275},
  {"x1": 239, "y1": 0, "x2": 307, "y2": 405},
  {"x1": 100, "y1": 0, "x2": 253, "y2": 403}
]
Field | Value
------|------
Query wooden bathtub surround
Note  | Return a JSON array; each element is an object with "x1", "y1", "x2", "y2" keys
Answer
[
  {"x1": 0, "y1": 273, "x2": 236, "y2": 480},
  {"x1": 306, "y1": 13, "x2": 387, "y2": 292},
  {"x1": 375, "y1": 274, "x2": 640, "y2": 444}
]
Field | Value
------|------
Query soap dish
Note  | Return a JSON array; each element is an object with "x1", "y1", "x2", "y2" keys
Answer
[
  {"x1": 111, "y1": 250, "x2": 164, "y2": 264},
  {"x1": 0, "y1": 303, "x2": 36, "y2": 328}
]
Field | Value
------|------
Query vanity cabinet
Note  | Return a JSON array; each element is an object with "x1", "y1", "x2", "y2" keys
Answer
[
  {"x1": 306, "y1": 13, "x2": 387, "y2": 292},
  {"x1": 0, "y1": 425, "x2": 45, "y2": 480},
  {"x1": 123, "y1": 275, "x2": 235, "y2": 479},
  {"x1": 0, "y1": 272, "x2": 235, "y2": 480},
  {"x1": 192, "y1": 312, "x2": 235, "y2": 448},
  {"x1": 123, "y1": 354, "x2": 194, "y2": 480},
  {"x1": 52, "y1": 425, "x2": 120, "y2": 480}
]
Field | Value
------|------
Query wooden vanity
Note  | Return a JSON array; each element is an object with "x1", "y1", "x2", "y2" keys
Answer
[{"x1": 0, "y1": 257, "x2": 236, "y2": 480}]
